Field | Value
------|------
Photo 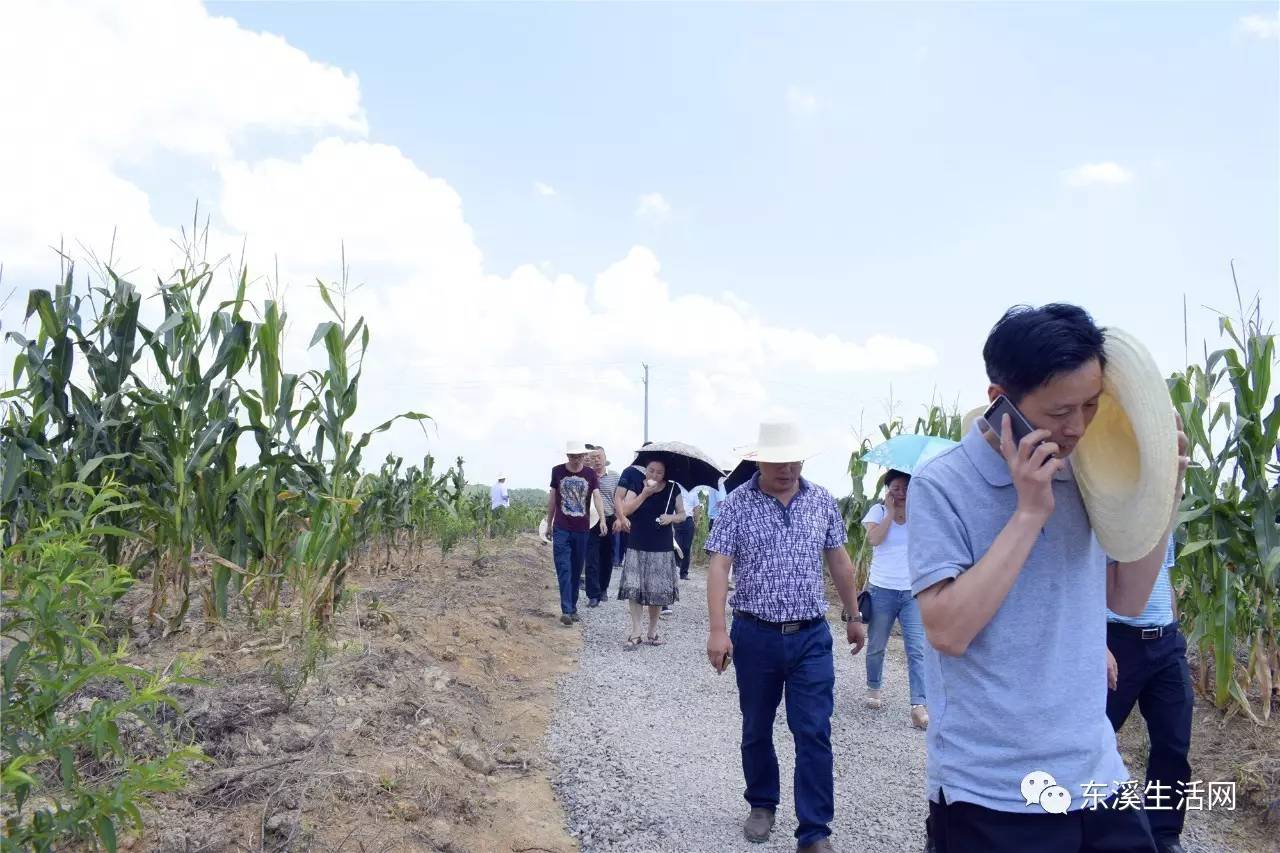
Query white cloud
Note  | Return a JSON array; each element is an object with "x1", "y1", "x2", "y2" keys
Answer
[
  {"x1": 534, "y1": 181, "x2": 557, "y2": 197},
  {"x1": 1063, "y1": 161, "x2": 1134, "y2": 188},
  {"x1": 786, "y1": 85, "x2": 824, "y2": 116},
  {"x1": 0, "y1": 0, "x2": 938, "y2": 491},
  {"x1": 635, "y1": 192, "x2": 673, "y2": 222},
  {"x1": 1239, "y1": 13, "x2": 1279, "y2": 39}
]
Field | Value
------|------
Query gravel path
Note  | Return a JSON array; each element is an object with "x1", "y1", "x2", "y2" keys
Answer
[{"x1": 548, "y1": 573, "x2": 1236, "y2": 853}]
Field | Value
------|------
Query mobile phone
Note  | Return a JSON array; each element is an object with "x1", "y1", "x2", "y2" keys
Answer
[{"x1": 982, "y1": 395, "x2": 1039, "y2": 447}]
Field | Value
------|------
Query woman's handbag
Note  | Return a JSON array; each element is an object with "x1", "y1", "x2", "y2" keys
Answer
[
  {"x1": 857, "y1": 587, "x2": 873, "y2": 625},
  {"x1": 664, "y1": 485, "x2": 684, "y2": 561}
]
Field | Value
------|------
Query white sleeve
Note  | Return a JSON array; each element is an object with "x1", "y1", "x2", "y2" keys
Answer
[{"x1": 861, "y1": 502, "x2": 886, "y2": 527}]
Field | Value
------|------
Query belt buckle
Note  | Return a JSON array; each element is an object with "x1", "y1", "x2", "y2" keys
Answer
[
  {"x1": 1141, "y1": 627, "x2": 1161, "y2": 640},
  {"x1": 782, "y1": 622, "x2": 800, "y2": 635}
]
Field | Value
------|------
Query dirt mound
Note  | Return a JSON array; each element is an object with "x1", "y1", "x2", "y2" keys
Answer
[{"x1": 119, "y1": 534, "x2": 577, "y2": 853}]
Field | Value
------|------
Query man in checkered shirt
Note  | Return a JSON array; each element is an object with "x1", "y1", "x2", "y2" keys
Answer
[{"x1": 705, "y1": 422, "x2": 867, "y2": 853}]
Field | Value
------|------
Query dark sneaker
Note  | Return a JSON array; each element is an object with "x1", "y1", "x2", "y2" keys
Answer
[
  {"x1": 560, "y1": 614, "x2": 573, "y2": 626},
  {"x1": 744, "y1": 807, "x2": 775, "y2": 843},
  {"x1": 797, "y1": 838, "x2": 835, "y2": 853},
  {"x1": 1157, "y1": 843, "x2": 1185, "y2": 853},
  {"x1": 679, "y1": 573, "x2": 689, "y2": 580},
  {"x1": 588, "y1": 599, "x2": 600, "y2": 608},
  {"x1": 570, "y1": 612, "x2": 580, "y2": 622}
]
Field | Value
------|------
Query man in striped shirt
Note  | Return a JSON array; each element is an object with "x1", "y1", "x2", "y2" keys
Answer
[
  {"x1": 585, "y1": 446, "x2": 620, "y2": 606},
  {"x1": 1104, "y1": 537, "x2": 1192, "y2": 853}
]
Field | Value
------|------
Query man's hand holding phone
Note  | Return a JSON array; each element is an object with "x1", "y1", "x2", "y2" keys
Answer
[{"x1": 998, "y1": 414, "x2": 1064, "y2": 520}]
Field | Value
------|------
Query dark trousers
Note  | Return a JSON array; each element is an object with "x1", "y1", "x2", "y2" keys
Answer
[
  {"x1": 585, "y1": 516, "x2": 615, "y2": 601},
  {"x1": 929, "y1": 791, "x2": 1155, "y2": 852},
  {"x1": 1106, "y1": 622, "x2": 1193, "y2": 846},
  {"x1": 731, "y1": 615, "x2": 835, "y2": 847},
  {"x1": 675, "y1": 517, "x2": 695, "y2": 577},
  {"x1": 551, "y1": 528, "x2": 588, "y2": 615}
]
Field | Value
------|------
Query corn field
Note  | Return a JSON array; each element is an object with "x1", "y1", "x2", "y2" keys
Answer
[
  {"x1": 0, "y1": 235, "x2": 513, "y2": 850},
  {"x1": 1169, "y1": 289, "x2": 1279, "y2": 722}
]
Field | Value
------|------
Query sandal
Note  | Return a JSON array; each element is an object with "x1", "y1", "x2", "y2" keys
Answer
[
  {"x1": 646, "y1": 633, "x2": 666, "y2": 646},
  {"x1": 623, "y1": 636, "x2": 643, "y2": 651}
]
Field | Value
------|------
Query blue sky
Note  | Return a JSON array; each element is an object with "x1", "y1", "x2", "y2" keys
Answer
[{"x1": 3, "y1": 1, "x2": 1277, "y2": 489}]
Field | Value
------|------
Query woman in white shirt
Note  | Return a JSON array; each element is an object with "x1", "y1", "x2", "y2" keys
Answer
[{"x1": 861, "y1": 469, "x2": 928, "y2": 729}]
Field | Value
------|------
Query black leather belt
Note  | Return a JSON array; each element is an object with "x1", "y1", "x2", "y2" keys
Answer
[
  {"x1": 1107, "y1": 621, "x2": 1179, "y2": 640},
  {"x1": 733, "y1": 610, "x2": 824, "y2": 635}
]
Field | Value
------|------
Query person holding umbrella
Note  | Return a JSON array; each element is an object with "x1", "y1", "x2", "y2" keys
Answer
[
  {"x1": 614, "y1": 459, "x2": 686, "y2": 647},
  {"x1": 861, "y1": 468, "x2": 929, "y2": 729}
]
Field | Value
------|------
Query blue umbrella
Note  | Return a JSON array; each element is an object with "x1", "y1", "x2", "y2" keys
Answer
[{"x1": 862, "y1": 434, "x2": 958, "y2": 475}]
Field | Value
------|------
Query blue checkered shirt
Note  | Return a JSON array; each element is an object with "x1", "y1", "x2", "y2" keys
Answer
[{"x1": 704, "y1": 473, "x2": 847, "y2": 622}]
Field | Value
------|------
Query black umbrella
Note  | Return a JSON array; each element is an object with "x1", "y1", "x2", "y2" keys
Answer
[
  {"x1": 725, "y1": 458, "x2": 757, "y2": 493},
  {"x1": 630, "y1": 441, "x2": 724, "y2": 491}
]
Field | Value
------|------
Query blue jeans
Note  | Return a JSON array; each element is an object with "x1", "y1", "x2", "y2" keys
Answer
[
  {"x1": 864, "y1": 584, "x2": 927, "y2": 706},
  {"x1": 731, "y1": 616, "x2": 834, "y2": 847},
  {"x1": 552, "y1": 528, "x2": 588, "y2": 615}
]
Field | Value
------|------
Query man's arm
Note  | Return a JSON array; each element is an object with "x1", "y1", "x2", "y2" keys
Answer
[
  {"x1": 824, "y1": 546, "x2": 866, "y2": 654},
  {"x1": 915, "y1": 419, "x2": 1062, "y2": 656},
  {"x1": 915, "y1": 510, "x2": 1044, "y2": 656},
  {"x1": 706, "y1": 552, "x2": 733, "y2": 672},
  {"x1": 1105, "y1": 417, "x2": 1188, "y2": 616},
  {"x1": 545, "y1": 488, "x2": 557, "y2": 530},
  {"x1": 592, "y1": 489, "x2": 608, "y2": 535},
  {"x1": 1105, "y1": 528, "x2": 1171, "y2": 616}
]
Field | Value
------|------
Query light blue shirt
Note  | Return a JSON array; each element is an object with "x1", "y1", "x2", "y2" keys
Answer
[
  {"x1": 1106, "y1": 538, "x2": 1176, "y2": 627},
  {"x1": 707, "y1": 480, "x2": 727, "y2": 519},
  {"x1": 908, "y1": 425, "x2": 1128, "y2": 813}
]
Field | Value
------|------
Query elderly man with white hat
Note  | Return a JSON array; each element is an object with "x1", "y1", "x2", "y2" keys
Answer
[
  {"x1": 704, "y1": 422, "x2": 866, "y2": 853},
  {"x1": 909, "y1": 304, "x2": 1188, "y2": 853},
  {"x1": 546, "y1": 440, "x2": 608, "y2": 626}
]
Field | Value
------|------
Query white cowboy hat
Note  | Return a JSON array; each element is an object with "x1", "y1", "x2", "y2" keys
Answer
[
  {"x1": 537, "y1": 517, "x2": 550, "y2": 544},
  {"x1": 1074, "y1": 327, "x2": 1179, "y2": 562},
  {"x1": 733, "y1": 422, "x2": 819, "y2": 464},
  {"x1": 564, "y1": 440, "x2": 589, "y2": 455}
]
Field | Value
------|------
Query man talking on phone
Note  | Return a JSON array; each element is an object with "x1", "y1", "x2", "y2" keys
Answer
[
  {"x1": 908, "y1": 305, "x2": 1188, "y2": 852},
  {"x1": 704, "y1": 422, "x2": 865, "y2": 853}
]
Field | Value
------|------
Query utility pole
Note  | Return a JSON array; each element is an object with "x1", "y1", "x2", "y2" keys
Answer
[{"x1": 642, "y1": 363, "x2": 650, "y2": 443}]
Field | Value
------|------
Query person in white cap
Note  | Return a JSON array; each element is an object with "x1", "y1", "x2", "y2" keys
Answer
[
  {"x1": 546, "y1": 441, "x2": 608, "y2": 626},
  {"x1": 488, "y1": 474, "x2": 511, "y2": 538},
  {"x1": 909, "y1": 304, "x2": 1187, "y2": 853},
  {"x1": 704, "y1": 422, "x2": 866, "y2": 853}
]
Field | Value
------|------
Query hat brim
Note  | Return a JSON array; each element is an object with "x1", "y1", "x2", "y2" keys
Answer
[
  {"x1": 1074, "y1": 328, "x2": 1179, "y2": 562},
  {"x1": 733, "y1": 444, "x2": 820, "y2": 464},
  {"x1": 960, "y1": 405, "x2": 988, "y2": 436}
]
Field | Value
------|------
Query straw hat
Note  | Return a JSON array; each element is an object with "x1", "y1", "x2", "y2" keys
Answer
[
  {"x1": 734, "y1": 422, "x2": 819, "y2": 464},
  {"x1": 960, "y1": 405, "x2": 988, "y2": 436},
  {"x1": 564, "y1": 440, "x2": 589, "y2": 455},
  {"x1": 1074, "y1": 327, "x2": 1179, "y2": 562}
]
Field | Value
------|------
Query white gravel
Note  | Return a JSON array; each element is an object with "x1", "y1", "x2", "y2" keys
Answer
[{"x1": 547, "y1": 573, "x2": 1236, "y2": 853}]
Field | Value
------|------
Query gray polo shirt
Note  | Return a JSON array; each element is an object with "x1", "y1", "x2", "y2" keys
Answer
[{"x1": 908, "y1": 425, "x2": 1128, "y2": 813}]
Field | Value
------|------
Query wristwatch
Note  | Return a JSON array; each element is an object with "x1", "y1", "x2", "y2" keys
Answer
[{"x1": 840, "y1": 607, "x2": 863, "y2": 624}]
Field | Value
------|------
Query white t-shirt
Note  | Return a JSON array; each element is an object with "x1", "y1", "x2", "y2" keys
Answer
[
  {"x1": 490, "y1": 482, "x2": 510, "y2": 509},
  {"x1": 861, "y1": 503, "x2": 911, "y2": 591}
]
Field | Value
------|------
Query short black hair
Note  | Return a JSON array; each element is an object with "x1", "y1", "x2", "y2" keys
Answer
[
  {"x1": 884, "y1": 469, "x2": 910, "y2": 487},
  {"x1": 983, "y1": 304, "x2": 1106, "y2": 402}
]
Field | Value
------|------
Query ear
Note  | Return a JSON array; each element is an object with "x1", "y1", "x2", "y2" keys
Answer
[{"x1": 987, "y1": 384, "x2": 1004, "y2": 403}]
